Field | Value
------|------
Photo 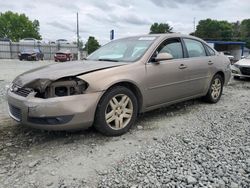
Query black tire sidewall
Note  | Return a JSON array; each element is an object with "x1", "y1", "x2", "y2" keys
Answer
[
  {"x1": 206, "y1": 74, "x2": 223, "y2": 103},
  {"x1": 94, "y1": 86, "x2": 138, "y2": 136}
]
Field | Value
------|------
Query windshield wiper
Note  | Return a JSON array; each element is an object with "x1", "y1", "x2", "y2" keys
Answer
[{"x1": 98, "y1": 58, "x2": 119, "y2": 62}]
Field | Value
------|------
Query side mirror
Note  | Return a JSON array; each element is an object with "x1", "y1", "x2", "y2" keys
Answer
[{"x1": 155, "y1": 53, "x2": 173, "y2": 62}]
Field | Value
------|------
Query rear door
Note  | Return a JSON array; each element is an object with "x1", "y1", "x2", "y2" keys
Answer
[{"x1": 181, "y1": 38, "x2": 212, "y2": 96}]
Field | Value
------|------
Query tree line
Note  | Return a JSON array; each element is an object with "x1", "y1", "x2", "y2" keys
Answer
[
  {"x1": 194, "y1": 18, "x2": 250, "y2": 48},
  {"x1": 0, "y1": 11, "x2": 100, "y2": 54},
  {"x1": 1, "y1": 11, "x2": 250, "y2": 55},
  {"x1": 150, "y1": 19, "x2": 250, "y2": 48}
]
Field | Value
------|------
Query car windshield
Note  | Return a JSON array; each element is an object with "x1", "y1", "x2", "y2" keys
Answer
[{"x1": 87, "y1": 36, "x2": 157, "y2": 62}]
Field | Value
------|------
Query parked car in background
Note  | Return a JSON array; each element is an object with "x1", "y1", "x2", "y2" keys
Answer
[
  {"x1": 19, "y1": 38, "x2": 41, "y2": 45},
  {"x1": 8, "y1": 34, "x2": 231, "y2": 136},
  {"x1": 18, "y1": 49, "x2": 44, "y2": 61},
  {"x1": 0, "y1": 38, "x2": 12, "y2": 42},
  {"x1": 223, "y1": 51, "x2": 235, "y2": 64},
  {"x1": 231, "y1": 55, "x2": 250, "y2": 79},
  {"x1": 54, "y1": 50, "x2": 72, "y2": 62}
]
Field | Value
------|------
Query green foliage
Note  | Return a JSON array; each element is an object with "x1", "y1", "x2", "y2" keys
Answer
[
  {"x1": 240, "y1": 19, "x2": 250, "y2": 38},
  {"x1": 150, "y1": 23, "x2": 173, "y2": 34},
  {"x1": 194, "y1": 18, "x2": 250, "y2": 48},
  {"x1": 0, "y1": 11, "x2": 42, "y2": 41},
  {"x1": 84, "y1": 36, "x2": 100, "y2": 54},
  {"x1": 240, "y1": 19, "x2": 250, "y2": 48},
  {"x1": 195, "y1": 19, "x2": 233, "y2": 40}
]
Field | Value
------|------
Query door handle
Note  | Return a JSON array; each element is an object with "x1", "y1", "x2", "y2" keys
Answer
[
  {"x1": 208, "y1": 60, "x2": 213, "y2": 65},
  {"x1": 179, "y1": 64, "x2": 187, "y2": 69}
]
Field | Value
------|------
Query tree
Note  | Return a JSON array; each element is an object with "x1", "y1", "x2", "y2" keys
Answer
[
  {"x1": 240, "y1": 19, "x2": 250, "y2": 48},
  {"x1": 150, "y1": 23, "x2": 173, "y2": 34},
  {"x1": 195, "y1": 19, "x2": 233, "y2": 40},
  {"x1": 0, "y1": 11, "x2": 41, "y2": 41},
  {"x1": 240, "y1": 19, "x2": 250, "y2": 38},
  {"x1": 232, "y1": 21, "x2": 241, "y2": 38},
  {"x1": 84, "y1": 36, "x2": 100, "y2": 54}
]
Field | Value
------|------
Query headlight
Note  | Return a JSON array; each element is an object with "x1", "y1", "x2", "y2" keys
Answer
[
  {"x1": 51, "y1": 78, "x2": 88, "y2": 97},
  {"x1": 6, "y1": 83, "x2": 13, "y2": 91},
  {"x1": 33, "y1": 77, "x2": 88, "y2": 98}
]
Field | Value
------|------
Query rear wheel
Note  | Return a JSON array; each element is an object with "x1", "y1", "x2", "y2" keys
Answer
[
  {"x1": 94, "y1": 86, "x2": 138, "y2": 136},
  {"x1": 203, "y1": 74, "x2": 223, "y2": 103}
]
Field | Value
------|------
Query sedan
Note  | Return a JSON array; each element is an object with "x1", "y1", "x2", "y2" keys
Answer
[
  {"x1": 18, "y1": 49, "x2": 44, "y2": 61},
  {"x1": 7, "y1": 34, "x2": 231, "y2": 136},
  {"x1": 231, "y1": 55, "x2": 250, "y2": 79},
  {"x1": 54, "y1": 50, "x2": 72, "y2": 62}
]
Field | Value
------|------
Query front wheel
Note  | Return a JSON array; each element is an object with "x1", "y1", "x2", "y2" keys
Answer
[
  {"x1": 203, "y1": 74, "x2": 223, "y2": 103},
  {"x1": 94, "y1": 86, "x2": 138, "y2": 136}
]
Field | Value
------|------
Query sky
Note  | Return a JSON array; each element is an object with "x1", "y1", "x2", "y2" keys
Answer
[{"x1": 0, "y1": 0, "x2": 250, "y2": 44}]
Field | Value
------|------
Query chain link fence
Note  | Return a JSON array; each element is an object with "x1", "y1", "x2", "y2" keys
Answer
[{"x1": 0, "y1": 41, "x2": 78, "y2": 60}]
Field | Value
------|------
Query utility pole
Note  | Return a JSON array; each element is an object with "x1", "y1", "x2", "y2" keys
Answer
[{"x1": 77, "y1": 12, "x2": 80, "y2": 60}]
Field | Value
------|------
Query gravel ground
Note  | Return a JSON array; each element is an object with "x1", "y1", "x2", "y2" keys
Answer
[{"x1": 0, "y1": 60, "x2": 249, "y2": 188}]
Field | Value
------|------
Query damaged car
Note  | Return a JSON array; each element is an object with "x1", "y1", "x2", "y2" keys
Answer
[
  {"x1": 231, "y1": 55, "x2": 250, "y2": 79},
  {"x1": 7, "y1": 34, "x2": 231, "y2": 136}
]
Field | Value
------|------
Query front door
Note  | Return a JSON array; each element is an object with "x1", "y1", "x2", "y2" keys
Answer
[{"x1": 145, "y1": 38, "x2": 190, "y2": 107}]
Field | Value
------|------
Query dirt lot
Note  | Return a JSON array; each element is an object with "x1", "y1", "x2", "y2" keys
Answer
[{"x1": 0, "y1": 60, "x2": 249, "y2": 188}]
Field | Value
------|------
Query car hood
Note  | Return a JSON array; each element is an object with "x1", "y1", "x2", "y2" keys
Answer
[
  {"x1": 20, "y1": 51, "x2": 36, "y2": 55},
  {"x1": 13, "y1": 60, "x2": 128, "y2": 87},
  {"x1": 235, "y1": 59, "x2": 250, "y2": 67}
]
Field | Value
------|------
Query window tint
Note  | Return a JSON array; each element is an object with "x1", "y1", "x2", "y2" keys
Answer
[
  {"x1": 183, "y1": 38, "x2": 206, "y2": 58},
  {"x1": 205, "y1": 45, "x2": 216, "y2": 56},
  {"x1": 157, "y1": 39, "x2": 183, "y2": 59}
]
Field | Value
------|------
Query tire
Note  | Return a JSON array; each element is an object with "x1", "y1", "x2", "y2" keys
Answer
[
  {"x1": 94, "y1": 86, "x2": 138, "y2": 136},
  {"x1": 203, "y1": 74, "x2": 223, "y2": 103}
]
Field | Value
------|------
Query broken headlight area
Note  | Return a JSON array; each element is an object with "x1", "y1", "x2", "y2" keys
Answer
[{"x1": 27, "y1": 77, "x2": 88, "y2": 99}]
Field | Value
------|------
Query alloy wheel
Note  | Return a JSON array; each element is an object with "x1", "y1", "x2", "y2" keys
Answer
[
  {"x1": 211, "y1": 78, "x2": 221, "y2": 100},
  {"x1": 105, "y1": 94, "x2": 133, "y2": 130}
]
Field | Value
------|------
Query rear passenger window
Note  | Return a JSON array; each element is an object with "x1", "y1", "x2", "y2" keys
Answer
[
  {"x1": 157, "y1": 39, "x2": 183, "y2": 59},
  {"x1": 183, "y1": 38, "x2": 206, "y2": 58}
]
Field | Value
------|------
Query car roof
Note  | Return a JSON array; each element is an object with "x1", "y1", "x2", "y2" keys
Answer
[{"x1": 120, "y1": 33, "x2": 205, "y2": 43}]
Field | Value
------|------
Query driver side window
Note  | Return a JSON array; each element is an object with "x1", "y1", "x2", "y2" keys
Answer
[{"x1": 154, "y1": 38, "x2": 184, "y2": 60}]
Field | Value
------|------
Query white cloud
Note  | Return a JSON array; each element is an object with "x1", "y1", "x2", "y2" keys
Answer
[{"x1": 0, "y1": 0, "x2": 249, "y2": 44}]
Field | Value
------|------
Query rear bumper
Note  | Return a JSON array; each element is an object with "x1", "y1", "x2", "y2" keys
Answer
[{"x1": 7, "y1": 90, "x2": 103, "y2": 130}]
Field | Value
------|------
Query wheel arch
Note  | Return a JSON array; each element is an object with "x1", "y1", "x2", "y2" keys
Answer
[
  {"x1": 98, "y1": 81, "x2": 143, "y2": 114},
  {"x1": 215, "y1": 71, "x2": 225, "y2": 84}
]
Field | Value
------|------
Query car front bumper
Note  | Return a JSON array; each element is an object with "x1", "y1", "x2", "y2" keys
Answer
[
  {"x1": 7, "y1": 89, "x2": 103, "y2": 130},
  {"x1": 231, "y1": 65, "x2": 250, "y2": 78},
  {"x1": 54, "y1": 57, "x2": 68, "y2": 61}
]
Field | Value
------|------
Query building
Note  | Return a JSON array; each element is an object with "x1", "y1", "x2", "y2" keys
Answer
[
  {"x1": 206, "y1": 41, "x2": 246, "y2": 61},
  {"x1": 243, "y1": 47, "x2": 250, "y2": 57}
]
